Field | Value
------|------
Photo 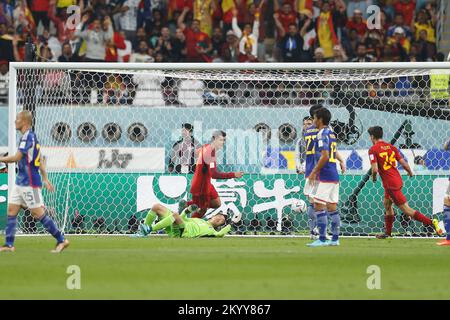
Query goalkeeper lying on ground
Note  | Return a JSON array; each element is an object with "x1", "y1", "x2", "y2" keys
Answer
[{"x1": 137, "y1": 203, "x2": 231, "y2": 238}]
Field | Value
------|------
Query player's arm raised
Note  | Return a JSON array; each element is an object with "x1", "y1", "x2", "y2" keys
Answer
[{"x1": 0, "y1": 151, "x2": 23, "y2": 164}]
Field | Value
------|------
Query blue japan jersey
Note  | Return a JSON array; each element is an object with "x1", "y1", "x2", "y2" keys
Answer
[
  {"x1": 314, "y1": 127, "x2": 339, "y2": 183},
  {"x1": 303, "y1": 124, "x2": 319, "y2": 178},
  {"x1": 16, "y1": 130, "x2": 42, "y2": 187}
]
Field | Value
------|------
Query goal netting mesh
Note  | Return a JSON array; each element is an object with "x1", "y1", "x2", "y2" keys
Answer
[{"x1": 8, "y1": 63, "x2": 450, "y2": 237}]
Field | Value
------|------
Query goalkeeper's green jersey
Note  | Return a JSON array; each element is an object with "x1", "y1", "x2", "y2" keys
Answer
[{"x1": 181, "y1": 218, "x2": 217, "y2": 238}]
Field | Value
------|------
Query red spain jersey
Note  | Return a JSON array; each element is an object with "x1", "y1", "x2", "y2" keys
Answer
[
  {"x1": 368, "y1": 141, "x2": 404, "y2": 190},
  {"x1": 190, "y1": 144, "x2": 235, "y2": 197}
]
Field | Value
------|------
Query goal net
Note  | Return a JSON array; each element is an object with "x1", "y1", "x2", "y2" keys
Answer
[{"x1": 7, "y1": 62, "x2": 450, "y2": 237}]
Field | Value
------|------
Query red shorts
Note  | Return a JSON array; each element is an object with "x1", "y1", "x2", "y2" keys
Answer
[
  {"x1": 190, "y1": 185, "x2": 219, "y2": 209},
  {"x1": 384, "y1": 188, "x2": 407, "y2": 206}
]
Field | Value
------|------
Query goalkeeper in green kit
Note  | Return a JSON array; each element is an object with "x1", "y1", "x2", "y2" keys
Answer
[{"x1": 136, "y1": 203, "x2": 231, "y2": 238}]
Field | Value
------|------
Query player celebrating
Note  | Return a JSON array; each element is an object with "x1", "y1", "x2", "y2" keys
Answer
[
  {"x1": 437, "y1": 139, "x2": 450, "y2": 246},
  {"x1": 307, "y1": 108, "x2": 341, "y2": 247},
  {"x1": 137, "y1": 203, "x2": 231, "y2": 238},
  {"x1": 0, "y1": 111, "x2": 69, "y2": 253},
  {"x1": 367, "y1": 126, "x2": 442, "y2": 238},
  {"x1": 186, "y1": 130, "x2": 244, "y2": 226}
]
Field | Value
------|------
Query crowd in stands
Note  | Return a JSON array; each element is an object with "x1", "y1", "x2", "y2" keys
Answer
[{"x1": 0, "y1": 0, "x2": 442, "y2": 66}]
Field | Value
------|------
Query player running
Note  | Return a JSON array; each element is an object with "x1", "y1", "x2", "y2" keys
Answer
[
  {"x1": 367, "y1": 126, "x2": 442, "y2": 238},
  {"x1": 307, "y1": 108, "x2": 342, "y2": 247},
  {"x1": 437, "y1": 139, "x2": 450, "y2": 246},
  {"x1": 185, "y1": 130, "x2": 244, "y2": 227},
  {"x1": 137, "y1": 203, "x2": 231, "y2": 238},
  {"x1": 0, "y1": 111, "x2": 69, "y2": 253}
]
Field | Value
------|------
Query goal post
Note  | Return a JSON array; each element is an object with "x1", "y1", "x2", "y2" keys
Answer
[{"x1": 7, "y1": 62, "x2": 450, "y2": 236}]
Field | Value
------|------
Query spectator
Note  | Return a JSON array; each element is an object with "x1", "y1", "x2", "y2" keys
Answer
[
  {"x1": 387, "y1": 13, "x2": 412, "y2": 39},
  {"x1": 347, "y1": 0, "x2": 373, "y2": 20},
  {"x1": 133, "y1": 27, "x2": 148, "y2": 50},
  {"x1": 351, "y1": 42, "x2": 375, "y2": 62},
  {"x1": 117, "y1": 30, "x2": 133, "y2": 62},
  {"x1": 332, "y1": 44, "x2": 348, "y2": 62},
  {"x1": 365, "y1": 29, "x2": 385, "y2": 61},
  {"x1": 154, "y1": 26, "x2": 174, "y2": 61},
  {"x1": 193, "y1": 0, "x2": 217, "y2": 37},
  {"x1": 0, "y1": 60, "x2": 8, "y2": 103},
  {"x1": 415, "y1": 29, "x2": 436, "y2": 61},
  {"x1": 0, "y1": 0, "x2": 14, "y2": 27},
  {"x1": 413, "y1": 9, "x2": 436, "y2": 43},
  {"x1": 387, "y1": 27, "x2": 410, "y2": 61},
  {"x1": 30, "y1": 0, "x2": 50, "y2": 30},
  {"x1": 221, "y1": 30, "x2": 239, "y2": 62},
  {"x1": 39, "y1": 28, "x2": 61, "y2": 61},
  {"x1": 314, "y1": 47, "x2": 325, "y2": 62},
  {"x1": 316, "y1": 1, "x2": 339, "y2": 60},
  {"x1": 177, "y1": 7, "x2": 212, "y2": 62},
  {"x1": 274, "y1": 1, "x2": 297, "y2": 34},
  {"x1": 105, "y1": 24, "x2": 127, "y2": 62},
  {"x1": 130, "y1": 40, "x2": 155, "y2": 62},
  {"x1": 346, "y1": 9, "x2": 367, "y2": 38},
  {"x1": 276, "y1": 22, "x2": 308, "y2": 62},
  {"x1": 238, "y1": 42, "x2": 259, "y2": 62},
  {"x1": 168, "y1": 123, "x2": 200, "y2": 174},
  {"x1": 75, "y1": 15, "x2": 113, "y2": 62},
  {"x1": 117, "y1": 0, "x2": 141, "y2": 44},
  {"x1": 394, "y1": 0, "x2": 416, "y2": 26},
  {"x1": 171, "y1": 27, "x2": 187, "y2": 61},
  {"x1": 38, "y1": 43, "x2": 53, "y2": 61},
  {"x1": 58, "y1": 42, "x2": 77, "y2": 62},
  {"x1": 0, "y1": 30, "x2": 21, "y2": 62},
  {"x1": 232, "y1": 7, "x2": 259, "y2": 57},
  {"x1": 342, "y1": 28, "x2": 359, "y2": 59},
  {"x1": 210, "y1": 26, "x2": 225, "y2": 57}
]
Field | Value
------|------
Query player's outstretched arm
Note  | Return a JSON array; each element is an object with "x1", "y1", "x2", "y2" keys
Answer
[
  {"x1": 0, "y1": 151, "x2": 23, "y2": 164},
  {"x1": 399, "y1": 158, "x2": 414, "y2": 177}
]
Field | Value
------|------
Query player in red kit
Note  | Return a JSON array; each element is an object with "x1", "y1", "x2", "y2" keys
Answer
[
  {"x1": 186, "y1": 130, "x2": 244, "y2": 227},
  {"x1": 367, "y1": 126, "x2": 442, "y2": 238}
]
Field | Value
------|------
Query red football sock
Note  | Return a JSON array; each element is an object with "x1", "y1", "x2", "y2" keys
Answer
[
  {"x1": 385, "y1": 215, "x2": 395, "y2": 236},
  {"x1": 413, "y1": 211, "x2": 432, "y2": 226}
]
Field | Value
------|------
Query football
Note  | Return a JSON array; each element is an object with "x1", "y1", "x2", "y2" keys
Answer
[{"x1": 291, "y1": 199, "x2": 307, "y2": 213}]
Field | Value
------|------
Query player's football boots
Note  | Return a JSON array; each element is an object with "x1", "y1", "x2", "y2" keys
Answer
[
  {"x1": 328, "y1": 240, "x2": 340, "y2": 246},
  {"x1": 432, "y1": 219, "x2": 443, "y2": 236},
  {"x1": 436, "y1": 239, "x2": 450, "y2": 246},
  {"x1": 375, "y1": 233, "x2": 391, "y2": 239},
  {"x1": 0, "y1": 245, "x2": 15, "y2": 252},
  {"x1": 306, "y1": 240, "x2": 330, "y2": 247}
]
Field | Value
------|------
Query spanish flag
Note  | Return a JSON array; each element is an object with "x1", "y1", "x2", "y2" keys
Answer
[
  {"x1": 297, "y1": 0, "x2": 313, "y2": 11},
  {"x1": 223, "y1": 0, "x2": 238, "y2": 24}
]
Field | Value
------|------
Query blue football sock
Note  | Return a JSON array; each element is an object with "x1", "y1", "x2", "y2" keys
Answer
[
  {"x1": 307, "y1": 203, "x2": 316, "y2": 234},
  {"x1": 5, "y1": 216, "x2": 18, "y2": 247},
  {"x1": 39, "y1": 215, "x2": 65, "y2": 243},
  {"x1": 444, "y1": 205, "x2": 450, "y2": 241},
  {"x1": 316, "y1": 210, "x2": 328, "y2": 242},
  {"x1": 328, "y1": 210, "x2": 341, "y2": 242}
]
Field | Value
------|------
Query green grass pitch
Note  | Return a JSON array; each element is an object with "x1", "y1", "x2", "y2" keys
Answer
[{"x1": 0, "y1": 236, "x2": 449, "y2": 299}]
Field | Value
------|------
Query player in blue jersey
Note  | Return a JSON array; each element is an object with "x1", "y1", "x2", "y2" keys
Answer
[
  {"x1": 307, "y1": 107, "x2": 341, "y2": 247},
  {"x1": 301, "y1": 105, "x2": 345, "y2": 240},
  {"x1": 0, "y1": 111, "x2": 69, "y2": 253}
]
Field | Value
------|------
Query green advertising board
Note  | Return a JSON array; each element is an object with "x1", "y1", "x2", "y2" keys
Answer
[{"x1": 1, "y1": 173, "x2": 445, "y2": 236}]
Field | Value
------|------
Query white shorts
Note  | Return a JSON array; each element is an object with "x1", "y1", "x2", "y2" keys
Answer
[
  {"x1": 9, "y1": 186, "x2": 44, "y2": 209},
  {"x1": 303, "y1": 178, "x2": 316, "y2": 197},
  {"x1": 311, "y1": 182, "x2": 339, "y2": 205}
]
